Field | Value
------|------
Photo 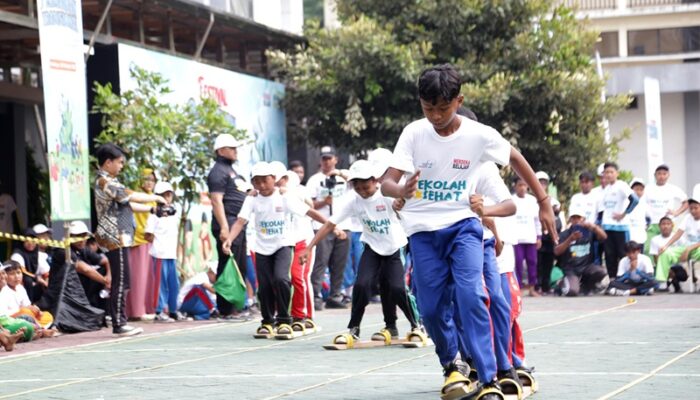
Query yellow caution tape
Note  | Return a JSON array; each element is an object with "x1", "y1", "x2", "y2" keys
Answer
[{"x1": 0, "y1": 232, "x2": 90, "y2": 248}]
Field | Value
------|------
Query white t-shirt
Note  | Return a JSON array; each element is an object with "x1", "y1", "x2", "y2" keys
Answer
[
  {"x1": 511, "y1": 194, "x2": 541, "y2": 244},
  {"x1": 177, "y1": 271, "x2": 215, "y2": 307},
  {"x1": 36, "y1": 251, "x2": 51, "y2": 276},
  {"x1": 306, "y1": 172, "x2": 351, "y2": 230},
  {"x1": 649, "y1": 234, "x2": 677, "y2": 256},
  {"x1": 600, "y1": 180, "x2": 634, "y2": 229},
  {"x1": 616, "y1": 254, "x2": 654, "y2": 277},
  {"x1": 628, "y1": 196, "x2": 649, "y2": 244},
  {"x1": 238, "y1": 189, "x2": 310, "y2": 256},
  {"x1": 681, "y1": 215, "x2": 700, "y2": 245},
  {"x1": 145, "y1": 212, "x2": 180, "y2": 260},
  {"x1": 0, "y1": 194, "x2": 17, "y2": 233},
  {"x1": 497, "y1": 243, "x2": 515, "y2": 274},
  {"x1": 0, "y1": 285, "x2": 31, "y2": 316},
  {"x1": 645, "y1": 183, "x2": 687, "y2": 225},
  {"x1": 389, "y1": 116, "x2": 511, "y2": 236},
  {"x1": 473, "y1": 162, "x2": 511, "y2": 241},
  {"x1": 330, "y1": 189, "x2": 407, "y2": 256},
  {"x1": 569, "y1": 191, "x2": 600, "y2": 224},
  {"x1": 285, "y1": 186, "x2": 315, "y2": 243}
]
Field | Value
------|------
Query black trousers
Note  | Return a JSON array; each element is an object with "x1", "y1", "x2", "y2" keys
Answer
[
  {"x1": 537, "y1": 250, "x2": 555, "y2": 292},
  {"x1": 604, "y1": 230, "x2": 628, "y2": 278},
  {"x1": 311, "y1": 230, "x2": 350, "y2": 300},
  {"x1": 348, "y1": 247, "x2": 418, "y2": 329},
  {"x1": 106, "y1": 247, "x2": 130, "y2": 330},
  {"x1": 213, "y1": 230, "x2": 247, "y2": 315},
  {"x1": 256, "y1": 247, "x2": 293, "y2": 325}
]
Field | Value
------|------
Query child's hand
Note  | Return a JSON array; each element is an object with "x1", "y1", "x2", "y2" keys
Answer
[
  {"x1": 104, "y1": 273, "x2": 112, "y2": 290},
  {"x1": 392, "y1": 198, "x2": 405, "y2": 212},
  {"x1": 334, "y1": 229, "x2": 347, "y2": 240},
  {"x1": 470, "y1": 194, "x2": 484, "y2": 217},
  {"x1": 222, "y1": 239, "x2": 232, "y2": 255},
  {"x1": 401, "y1": 170, "x2": 421, "y2": 199},
  {"x1": 299, "y1": 248, "x2": 312, "y2": 265}
]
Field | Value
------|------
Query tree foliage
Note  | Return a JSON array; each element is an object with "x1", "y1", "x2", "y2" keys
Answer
[
  {"x1": 268, "y1": 0, "x2": 630, "y2": 200},
  {"x1": 91, "y1": 66, "x2": 247, "y2": 272}
]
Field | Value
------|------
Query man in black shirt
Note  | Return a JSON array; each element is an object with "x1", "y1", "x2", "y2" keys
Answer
[
  {"x1": 553, "y1": 207, "x2": 608, "y2": 296},
  {"x1": 70, "y1": 221, "x2": 111, "y2": 310},
  {"x1": 207, "y1": 134, "x2": 251, "y2": 319}
]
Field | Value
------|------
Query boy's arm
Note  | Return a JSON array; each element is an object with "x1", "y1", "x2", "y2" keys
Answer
[
  {"x1": 301, "y1": 221, "x2": 337, "y2": 264},
  {"x1": 671, "y1": 201, "x2": 688, "y2": 218},
  {"x1": 305, "y1": 209, "x2": 328, "y2": 225},
  {"x1": 659, "y1": 229, "x2": 684, "y2": 254},
  {"x1": 483, "y1": 199, "x2": 516, "y2": 218},
  {"x1": 381, "y1": 168, "x2": 420, "y2": 199},
  {"x1": 222, "y1": 218, "x2": 247, "y2": 254},
  {"x1": 680, "y1": 242, "x2": 700, "y2": 262},
  {"x1": 509, "y1": 147, "x2": 557, "y2": 242}
]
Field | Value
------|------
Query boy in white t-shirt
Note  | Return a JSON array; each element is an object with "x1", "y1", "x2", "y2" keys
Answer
[
  {"x1": 628, "y1": 178, "x2": 650, "y2": 244},
  {"x1": 380, "y1": 64, "x2": 556, "y2": 399},
  {"x1": 511, "y1": 177, "x2": 542, "y2": 297},
  {"x1": 145, "y1": 182, "x2": 182, "y2": 323},
  {"x1": 648, "y1": 216, "x2": 678, "y2": 264},
  {"x1": 569, "y1": 171, "x2": 600, "y2": 225},
  {"x1": 607, "y1": 242, "x2": 658, "y2": 296},
  {"x1": 644, "y1": 164, "x2": 688, "y2": 251},
  {"x1": 178, "y1": 263, "x2": 218, "y2": 320},
  {"x1": 223, "y1": 162, "x2": 328, "y2": 337},
  {"x1": 303, "y1": 160, "x2": 421, "y2": 344},
  {"x1": 599, "y1": 162, "x2": 639, "y2": 278},
  {"x1": 656, "y1": 186, "x2": 700, "y2": 291}
]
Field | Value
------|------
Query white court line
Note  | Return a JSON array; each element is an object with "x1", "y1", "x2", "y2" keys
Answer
[
  {"x1": 523, "y1": 299, "x2": 637, "y2": 333},
  {"x1": 596, "y1": 343, "x2": 700, "y2": 400},
  {"x1": 0, "y1": 322, "x2": 384, "y2": 399},
  {"x1": 0, "y1": 321, "x2": 244, "y2": 364},
  {"x1": 527, "y1": 341, "x2": 696, "y2": 346},
  {"x1": 4, "y1": 370, "x2": 700, "y2": 385}
]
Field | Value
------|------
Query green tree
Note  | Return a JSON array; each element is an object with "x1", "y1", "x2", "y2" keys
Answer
[
  {"x1": 91, "y1": 66, "x2": 247, "y2": 273},
  {"x1": 269, "y1": 0, "x2": 630, "y2": 200}
]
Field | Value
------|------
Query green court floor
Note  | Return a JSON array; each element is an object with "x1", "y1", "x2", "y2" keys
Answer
[{"x1": 1, "y1": 294, "x2": 698, "y2": 399}]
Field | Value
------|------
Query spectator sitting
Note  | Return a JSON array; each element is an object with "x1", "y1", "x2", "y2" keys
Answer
[
  {"x1": 178, "y1": 263, "x2": 218, "y2": 320},
  {"x1": 10, "y1": 228, "x2": 43, "y2": 303},
  {"x1": 607, "y1": 241, "x2": 658, "y2": 296},
  {"x1": 648, "y1": 216, "x2": 679, "y2": 265},
  {"x1": 70, "y1": 221, "x2": 111, "y2": 310},
  {"x1": 655, "y1": 186, "x2": 700, "y2": 292},
  {"x1": 145, "y1": 181, "x2": 183, "y2": 322},
  {"x1": 553, "y1": 207, "x2": 608, "y2": 296},
  {"x1": 32, "y1": 224, "x2": 52, "y2": 293},
  {"x1": 0, "y1": 261, "x2": 55, "y2": 339},
  {"x1": 0, "y1": 267, "x2": 31, "y2": 346}
]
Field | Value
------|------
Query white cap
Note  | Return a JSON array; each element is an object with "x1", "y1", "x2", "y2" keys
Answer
[
  {"x1": 348, "y1": 160, "x2": 376, "y2": 181},
  {"x1": 69, "y1": 221, "x2": 91, "y2": 236},
  {"x1": 569, "y1": 206, "x2": 586, "y2": 218},
  {"x1": 535, "y1": 171, "x2": 550, "y2": 182},
  {"x1": 214, "y1": 134, "x2": 244, "y2": 151},
  {"x1": 630, "y1": 177, "x2": 645, "y2": 188},
  {"x1": 597, "y1": 163, "x2": 605, "y2": 176},
  {"x1": 268, "y1": 161, "x2": 288, "y2": 182},
  {"x1": 32, "y1": 224, "x2": 51, "y2": 235},
  {"x1": 250, "y1": 161, "x2": 275, "y2": 178},
  {"x1": 284, "y1": 170, "x2": 300, "y2": 188},
  {"x1": 154, "y1": 181, "x2": 175, "y2": 194},
  {"x1": 368, "y1": 148, "x2": 393, "y2": 177},
  {"x1": 207, "y1": 261, "x2": 218, "y2": 274},
  {"x1": 690, "y1": 183, "x2": 700, "y2": 203}
]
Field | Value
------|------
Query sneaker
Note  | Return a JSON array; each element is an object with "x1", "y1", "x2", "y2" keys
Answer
[
  {"x1": 170, "y1": 312, "x2": 192, "y2": 321},
  {"x1": 325, "y1": 297, "x2": 348, "y2": 309},
  {"x1": 645, "y1": 288, "x2": 655, "y2": 296},
  {"x1": 113, "y1": 325, "x2": 144, "y2": 337},
  {"x1": 341, "y1": 295, "x2": 352, "y2": 305},
  {"x1": 607, "y1": 287, "x2": 617, "y2": 296},
  {"x1": 154, "y1": 313, "x2": 174, "y2": 323},
  {"x1": 349, "y1": 326, "x2": 360, "y2": 340},
  {"x1": 220, "y1": 311, "x2": 251, "y2": 322},
  {"x1": 385, "y1": 326, "x2": 399, "y2": 339},
  {"x1": 314, "y1": 298, "x2": 325, "y2": 311},
  {"x1": 209, "y1": 309, "x2": 222, "y2": 320},
  {"x1": 247, "y1": 303, "x2": 261, "y2": 315},
  {"x1": 140, "y1": 314, "x2": 156, "y2": 321}
]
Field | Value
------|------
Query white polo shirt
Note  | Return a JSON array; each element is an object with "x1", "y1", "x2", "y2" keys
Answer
[{"x1": 645, "y1": 182, "x2": 687, "y2": 225}]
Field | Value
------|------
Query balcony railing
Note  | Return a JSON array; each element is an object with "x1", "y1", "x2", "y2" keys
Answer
[{"x1": 559, "y1": 0, "x2": 700, "y2": 10}]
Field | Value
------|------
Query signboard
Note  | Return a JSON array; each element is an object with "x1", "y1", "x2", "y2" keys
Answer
[
  {"x1": 643, "y1": 77, "x2": 664, "y2": 183},
  {"x1": 37, "y1": 0, "x2": 91, "y2": 220},
  {"x1": 117, "y1": 43, "x2": 287, "y2": 177}
]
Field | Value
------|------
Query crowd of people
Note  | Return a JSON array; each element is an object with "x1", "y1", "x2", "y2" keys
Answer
[{"x1": 1, "y1": 63, "x2": 699, "y2": 400}]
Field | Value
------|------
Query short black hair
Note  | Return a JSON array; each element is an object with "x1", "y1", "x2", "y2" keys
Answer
[
  {"x1": 289, "y1": 160, "x2": 304, "y2": 169},
  {"x1": 625, "y1": 241, "x2": 643, "y2": 253},
  {"x1": 457, "y1": 106, "x2": 478, "y2": 122},
  {"x1": 418, "y1": 64, "x2": 462, "y2": 105},
  {"x1": 579, "y1": 171, "x2": 595, "y2": 181},
  {"x1": 2, "y1": 260, "x2": 20, "y2": 273},
  {"x1": 658, "y1": 216, "x2": 673, "y2": 225},
  {"x1": 655, "y1": 164, "x2": 669, "y2": 172},
  {"x1": 95, "y1": 143, "x2": 126, "y2": 166},
  {"x1": 603, "y1": 162, "x2": 618, "y2": 171}
]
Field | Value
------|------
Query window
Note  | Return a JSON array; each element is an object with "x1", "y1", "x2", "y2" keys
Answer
[
  {"x1": 628, "y1": 26, "x2": 700, "y2": 56},
  {"x1": 596, "y1": 31, "x2": 619, "y2": 57}
]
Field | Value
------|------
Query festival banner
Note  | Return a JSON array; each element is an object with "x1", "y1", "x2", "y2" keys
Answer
[{"x1": 37, "y1": 0, "x2": 91, "y2": 220}]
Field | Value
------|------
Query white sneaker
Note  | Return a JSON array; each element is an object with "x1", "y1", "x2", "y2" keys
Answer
[
  {"x1": 154, "y1": 313, "x2": 174, "y2": 323},
  {"x1": 114, "y1": 325, "x2": 144, "y2": 337},
  {"x1": 607, "y1": 288, "x2": 617, "y2": 296},
  {"x1": 646, "y1": 288, "x2": 655, "y2": 296}
]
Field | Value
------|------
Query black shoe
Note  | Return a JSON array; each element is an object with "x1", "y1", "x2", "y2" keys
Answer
[
  {"x1": 325, "y1": 298, "x2": 348, "y2": 309},
  {"x1": 349, "y1": 326, "x2": 360, "y2": 340},
  {"x1": 341, "y1": 295, "x2": 352, "y2": 305},
  {"x1": 385, "y1": 325, "x2": 399, "y2": 338},
  {"x1": 477, "y1": 380, "x2": 504, "y2": 400},
  {"x1": 314, "y1": 298, "x2": 325, "y2": 311},
  {"x1": 497, "y1": 368, "x2": 523, "y2": 396},
  {"x1": 113, "y1": 325, "x2": 143, "y2": 337}
]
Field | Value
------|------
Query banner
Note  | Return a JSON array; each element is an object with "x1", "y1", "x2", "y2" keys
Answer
[
  {"x1": 116, "y1": 43, "x2": 287, "y2": 177},
  {"x1": 643, "y1": 77, "x2": 664, "y2": 183},
  {"x1": 37, "y1": 0, "x2": 91, "y2": 220}
]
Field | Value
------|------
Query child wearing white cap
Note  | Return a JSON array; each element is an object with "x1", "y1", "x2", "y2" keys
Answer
[
  {"x1": 302, "y1": 159, "x2": 423, "y2": 344},
  {"x1": 223, "y1": 162, "x2": 329, "y2": 337},
  {"x1": 144, "y1": 182, "x2": 182, "y2": 323},
  {"x1": 177, "y1": 262, "x2": 219, "y2": 320}
]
